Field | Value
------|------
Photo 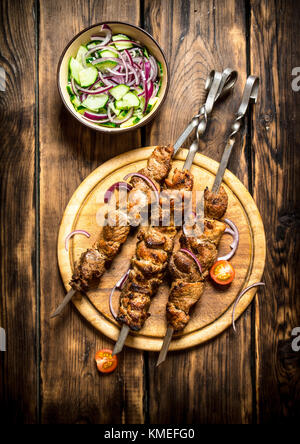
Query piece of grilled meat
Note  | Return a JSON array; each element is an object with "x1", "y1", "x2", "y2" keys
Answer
[
  {"x1": 167, "y1": 186, "x2": 228, "y2": 331},
  {"x1": 117, "y1": 169, "x2": 194, "y2": 331},
  {"x1": 70, "y1": 145, "x2": 174, "y2": 293}
]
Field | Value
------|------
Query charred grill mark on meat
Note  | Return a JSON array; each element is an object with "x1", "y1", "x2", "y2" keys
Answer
[
  {"x1": 117, "y1": 169, "x2": 194, "y2": 331},
  {"x1": 70, "y1": 145, "x2": 174, "y2": 293},
  {"x1": 167, "y1": 186, "x2": 228, "y2": 332}
]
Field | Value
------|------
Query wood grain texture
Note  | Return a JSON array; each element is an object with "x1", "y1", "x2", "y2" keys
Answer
[
  {"x1": 1, "y1": 0, "x2": 299, "y2": 424},
  {"x1": 0, "y1": 0, "x2": 37, "y2": 423},
  {"x1": 144, "y1": 0, "x2": 255, "y2": 423},
  {"x1": 250, "y1": 0, "x2": 300, "y2": 423},
  {"x1": 39, "y1": 0, "x2": 144, "y2": 424}
]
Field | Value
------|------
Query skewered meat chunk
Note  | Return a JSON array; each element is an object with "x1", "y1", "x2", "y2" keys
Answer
[
  {"x1": 69, "y1": 145, "x2": 174, "y2": 293},
  {"x1": 167, "y1": 280, "x2": 205, "y2": 331},
  {"x1": 117, "y1": 169, "x2": 194, "y2": 331},
  {"x1": 204, "y1": 185, "x2": 228, "y2": 219},
  {"x1": 71, "y1": 249, "x2": 106, "y2": 293},
  {"x1": 166, "y1": 188, "x2": 228, "y2": 331}
]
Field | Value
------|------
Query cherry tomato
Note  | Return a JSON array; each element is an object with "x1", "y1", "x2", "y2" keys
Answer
[
  {"x1": 210, "y1": 260, "x2": 235, "y2": 285},
  {"x1": 95, "y1": 349, "x2": 118, "y2": 374}
]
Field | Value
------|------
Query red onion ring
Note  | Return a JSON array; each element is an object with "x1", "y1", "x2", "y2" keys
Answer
[
  {"x1": 123, "y1": 173, "x2": 159, "y2": 203},
  {"x1": 82, "y1": 25, "x2": 113, "y2": 66},
  {"x1": 83, "y1": 116, "x2": 110, "y2": 124},
  {"x1": 109, "y1": 270, "x2": 130, "y2": 320},
  {"x1": 65, "y1": 230, "x2": 90, "y2": 252},
  {"x1": 179, "y1": 248, "x2": 203, "y2": 276},
  {"x1": 76, "y1": 84, "x2": 113, "y2": 95},
  {"x1": 218, "y1": 218, "x2": 239, "y2": 261},
  {"x1": 83, "y1": 111, "x2": 108, "y2": 121},
  {"x1": 104, "y1": 181, "x2": 133, "y2": 203},
  {"x1": 232, "y1": 282, "x2": 265, "y2": 332}
]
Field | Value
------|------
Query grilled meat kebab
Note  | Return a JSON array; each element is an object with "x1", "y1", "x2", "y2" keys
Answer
[
  {"x1": 116, "y1": 168, "x2": 194, "y2": 331},
  {"x1": 166, "y1": 186, "x2": 228, "y2": 332},
  {"x1": 70, "y1": 145, "x2": 174, "y2": 293}
]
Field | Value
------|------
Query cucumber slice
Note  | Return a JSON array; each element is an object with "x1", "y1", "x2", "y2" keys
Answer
[
  {"x1": 71, "y1": 95, "x2": 81, "y2": 108},
  {"x1": 115, "y1": 92, "x2": 140, "y2": 110},
  {"x1": 109, "y1": 101, "x2": 121, "y2": 116},
  {"x1": 69, "y1": 57, "x2": 83, "y2": 84},
  {"x1": 78, "y1": 66, "x2": 98, "y2": 87},
  {"x1": 76, "y1": 45, "x2": 88, "y2": 64},
  {"x1": 81, "y1": 94, "x2": 109, "y2": 111},
  {"x1": 146, "y1": 96, "x2": 159, "y2": 113},
  {"x1": 112, "y1": 34, "x2": 133, "y2": 50},
  {"x1": 100, "y1": 49, "x2": 118, "y2": 58},
  {"x1": 66, "y1": 84, "x2": 73, "y2": 96},
  {"x1": 110, "y1": 84, "x2": 130, "y2": 100},
  {"x1": 94, "y1": 60, "x2": 118, "y2": 72},
  {"x1": 143, "y1": 47, "x2": 149, "y2": 59},
  {"x1": 99, "y1": 122, "x2": 117, "y2": 128},
  {"x1": 120, "y1": 116, "x2": 140, "y2": 128}
]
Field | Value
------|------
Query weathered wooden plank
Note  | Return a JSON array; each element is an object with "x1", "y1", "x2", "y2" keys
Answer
[
  {"x1": 39, "y1": 0, "x2": 144, "y2": 423},
  {"x1": 250, "y1": 0, "x2": 300, "y2": 422},
  {"x1": 144, "y1": 0, "x2": 253, "y2": 423},
  {"x1": 0, "y1": 0, "x2": 37, "y2": 423}
]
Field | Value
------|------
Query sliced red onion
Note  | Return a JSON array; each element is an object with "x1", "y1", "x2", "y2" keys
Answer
[
  {"x1": 143, "y1": 60, "x2": 151, "y2": 112},
  {"x1": 82, "y1": 25, "x2": 113, "y2": 66},
  {"x1": 70, "y1": 78, "x2": 80, "y2": 99},
  {"x1": 123, "y1": 173, "x2": 159, "y2": 203},
  {"x1": 76, "y1": 84, "x2": 113, "y2": 95},
  {"x1": 128, "y1": 65, "x2": 140, "y2": 85},
  {"x1": 90, "y1": 57, "x2": 121, "y2": 65},
  {"x1": 179, "y1": 248, "x2": 203, "y2": 276},
  {"x1": 109, "y1": 270, "x2": 130, "y2": 320},
  {"x1": 218, "y1": 218, "x2": 239, "y2": 261},
  {"x1": 84, "y1": 111, "x2": 108, "y2": 121},
  {"x1": 108, "y1": 106, "x2": 133, "y2": 124},
  {"x1": 124, "y1": 49, "x2": 133, "y2": 66},
  {"x1": 104, "y1": 181, "x2": 133, "y2": 203},
  {"x1": 83, "y1": 116, "x2": 110, "y2": 124},
  {"x1": 65, "y1": 230, "x2": 90, "y2": 251},
  {"x1": 90, "y1": 36, "x2": 106, "y2": 42},
  {"x1": 232, "y1": 282, "x2": 265, "y2": 332},
  {"x1": 106, "y1": 67, "x2": 125, "y2": 76}
]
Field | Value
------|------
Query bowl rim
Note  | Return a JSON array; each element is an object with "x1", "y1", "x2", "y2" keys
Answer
[{"x1": 57, "y1": 20, "x2": 170, "y2": 134}]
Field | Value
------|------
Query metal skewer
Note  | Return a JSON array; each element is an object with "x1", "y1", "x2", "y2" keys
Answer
[
  {"x1": 113, "y1": 68, "x2": 238, "y2": 356},
  {"x1": 50, "y1": 69, "x2": 237, "y2": 321},
  {"x1": 156, "y1": 74, "x2": 259, "y2": 367}
]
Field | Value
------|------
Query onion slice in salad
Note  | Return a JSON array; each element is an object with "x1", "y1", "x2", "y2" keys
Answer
[
  {"x1": 179, "y1": 248, "x2": 203, "y2": 276},
  {"x1": 109, "y1": 270, "x2": 130, "y2": 320},
  {"x1": 65, "y1": 230, "x2": 90, "y2": 252},
  {"x1": 83, "y1": 111, "x2": 108, "y2": 121},
  {"x1": 217, "y1": 218, "x2": 239, "y2": 261},
  {"x1": 232, "y1": 282, "x2": 265, "y2": 332},
  {"x1": 104, "y1": 181, "x2": 133, "y2": 203},
  {"x1": 123, "y1": 172, "x2": 159, "y2": 203}
]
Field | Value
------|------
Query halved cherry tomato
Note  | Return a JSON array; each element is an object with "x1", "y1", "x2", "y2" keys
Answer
[
  {"x1": 95, "y1": 349, "x2": 118, "y2": 374},
  {"x1": 210, "y1": 260, "x2": 235, "y2": 285}
]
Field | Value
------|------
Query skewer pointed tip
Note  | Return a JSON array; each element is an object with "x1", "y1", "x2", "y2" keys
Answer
[
  {"x1": 49, "y1": 288, "x2": 76, "y2": 319},
  {"x1": 156, "y1": 326, "x2": 174, "y2": 367},
  {"x1": 112, "y1": 324, "x2": 130, "y2": 355}
]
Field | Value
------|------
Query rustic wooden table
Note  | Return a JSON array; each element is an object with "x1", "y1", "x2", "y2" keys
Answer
[{"x1": 0, "y1": 0, "x2": 299, "y2": 424}]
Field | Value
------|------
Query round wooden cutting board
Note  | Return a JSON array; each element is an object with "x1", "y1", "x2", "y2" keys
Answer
[{"x1": 57, "y1": 147, "x2": 266, "y2": 351}]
